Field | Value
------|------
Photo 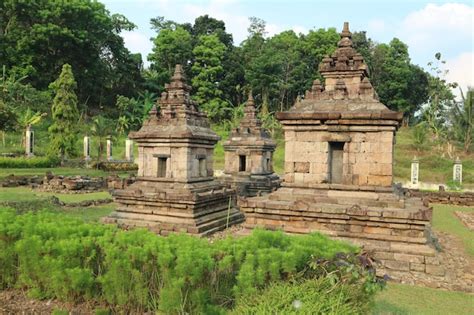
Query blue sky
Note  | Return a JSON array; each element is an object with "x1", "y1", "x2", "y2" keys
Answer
[{"x1": 102, "y1": 0, "x2": 473, "y2": 93}]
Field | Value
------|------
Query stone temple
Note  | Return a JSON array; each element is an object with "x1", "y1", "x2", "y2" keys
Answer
[
  {"x1": 104, "y1": 65, "x2": 243, "y2": 236},
  {"x1": 221, "y1": 92, "x2": 280, "y2": 196},
  {"x1": 240, "y1": 23, "x2": 441, "y2": 279}
]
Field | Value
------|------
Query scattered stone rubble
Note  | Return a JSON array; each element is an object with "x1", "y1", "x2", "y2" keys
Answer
[
  {"x1": 40, "y1": 172, "x2": 106, "y2": 193},
  {"x1": 455, "y1": 211, "x2": 474, "y2": 231}
]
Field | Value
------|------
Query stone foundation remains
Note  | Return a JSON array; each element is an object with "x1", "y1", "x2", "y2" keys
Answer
[{"x1": 405, "y1": 189, "x2": 474, "y2": 206}]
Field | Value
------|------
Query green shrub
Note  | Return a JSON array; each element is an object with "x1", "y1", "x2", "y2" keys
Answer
[
  {"x1": 232, "y1": 277, "x2": 371, "y2": 314},
  {"x1": 0, "y1": 156, "x2": 59, "y2": 168},
  {"x1": 0, "y1": 208, "x2": 380, "y2": 313}
]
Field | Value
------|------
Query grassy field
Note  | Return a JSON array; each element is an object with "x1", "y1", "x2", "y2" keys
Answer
[
  {"x1": 374, "y1": 283, "x2": 474, "y2": 315},
  {"x1": 432, "y1": 204, "x2": 474, "y2": 256},
  {"x1": 0, "y1": 167, "x2": 134, "y2": 179}
]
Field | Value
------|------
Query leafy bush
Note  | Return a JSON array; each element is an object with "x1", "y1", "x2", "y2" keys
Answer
[
  {"x1": 232, "y1": 278, "x2": 370, "y2": 314},
  {"x1": 0, "y1": 156, "x2": 59, "y2": 168},
  {"x1": 413, "y1": 122, "x2": 429, "y2": 149},
  {"x1": 233, "y1": 252, "x2": 384, "y2": 314},
  {"x1": 0, "y1": 208, "x2": 381, "y2": 313}
]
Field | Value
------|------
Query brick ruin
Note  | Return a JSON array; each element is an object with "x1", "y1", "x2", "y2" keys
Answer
[
  {"x1": 221, "y1": 92, "x2": 280, "y2": 196},
  {"x1": 240, "y1": 22, "x2": 443, "y2": 281},
  {"x1": 103, "y1": 65, "x2": 243, "y2": 236}
]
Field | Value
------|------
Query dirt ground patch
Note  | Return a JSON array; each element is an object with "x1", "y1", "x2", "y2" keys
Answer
[
  {"x1": 0, "y1": 289, "x2": 104, "y2": 314},
  {"x1": 455, "y1": 211, "x2": 474, "y2": 230}
]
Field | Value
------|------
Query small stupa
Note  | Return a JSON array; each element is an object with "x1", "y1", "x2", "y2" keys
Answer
[{"x1": 221, "y1": 92, "x2": 280, "y2": 196}]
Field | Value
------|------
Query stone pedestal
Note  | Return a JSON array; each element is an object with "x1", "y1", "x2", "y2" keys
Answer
[
  {"x1": 106, "y1": 139, "x2": 113, "y2": 161},
  {"x1": 103, "y1": 65, "x2": 243, "y2": 236},
  {"x1": 221, "y1": 93, "x2": 280, "y2": 196},
  {"x1": 411, "y1": 157, "x2": 419, "y2": 186},
  {"x1": 25, "y1": 125, "x2": 34, "y2": 157},
  {"x1": 453, "y1": 157, "x2": 462, "y2": 184},
  {"x1": 125, "y1": 139, "x2": 134, "y2": 162},
  {"x1": 83, "y1": 136, "x2": 91, "y2": 162}
]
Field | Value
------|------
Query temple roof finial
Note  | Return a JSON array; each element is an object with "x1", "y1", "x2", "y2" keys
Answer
[
  {"x1": 341, "y1": 22, "x2": 351, "y2": 39},
  {"x1": 171, "y1": 64, "x2": 185, "y2": 81},
  {"x1": 247, "y1": 90, "x2": 255, "y2": 106}
]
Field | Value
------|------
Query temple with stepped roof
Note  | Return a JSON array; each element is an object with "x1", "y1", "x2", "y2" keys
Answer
[
  {"x1": 103, "y1": 65, "x2": 243, "y2": 236},
  {"x1": 221, "y1": 92, "x2": 280, "y2": 196},
  {"x1": 240, "y1": 22, "x2": 442, "y2": 281}
]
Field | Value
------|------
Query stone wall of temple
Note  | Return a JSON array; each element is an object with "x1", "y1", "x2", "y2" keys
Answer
[{"x1": 284, "y1": 130, "x2": 394, "y2": 187}]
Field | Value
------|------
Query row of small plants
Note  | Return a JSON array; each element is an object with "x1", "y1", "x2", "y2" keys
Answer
[
  {"x1": 0, "y1": 156, "x2": 60, "y2": 168},
  {"x1": 0, "y1": 208, "x2": 383, "y2": 314}
]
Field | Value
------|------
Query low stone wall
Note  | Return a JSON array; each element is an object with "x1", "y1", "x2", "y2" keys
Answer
[
  {"x1": 404, "y1": 189, "x2": 474, "y2": 206},
  {"x1": 0, "y1": 175, "x2": 42, "y2": 187},
  {"x1": 1, "y1": 172, "x2": 136, "y2": 193},
  {"x1": 40, "y1": 173, "x2": 106, "y2": 193}
]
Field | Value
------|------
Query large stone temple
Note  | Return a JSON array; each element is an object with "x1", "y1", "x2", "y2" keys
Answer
[
  {"x1": 221, "y1": 92, "x2": 280, "y2": 196},
  {"x1": 103, "y1": 65, "x2": 243, "y2": 236},
  {"x1": 240, "y1": 23, "x2": 440, "y2": 279}
]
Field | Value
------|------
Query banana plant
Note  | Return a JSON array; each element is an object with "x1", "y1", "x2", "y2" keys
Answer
[{"x1": 17, "y1": 108, "x2": 47, "y2": 146}]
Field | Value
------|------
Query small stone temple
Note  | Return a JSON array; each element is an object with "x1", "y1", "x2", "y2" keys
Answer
[
  {"x1": 221, "y1": 92, "x2": 280, "y2": 196},
  {"x1": 103, "y1": 65, "x2": 243, "y2": 235},
  {"x1": 241, "y1": 23, "x2": 441, "y2": 280}
]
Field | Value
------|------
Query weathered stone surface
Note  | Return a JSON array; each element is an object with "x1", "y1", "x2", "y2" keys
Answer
[
  {"x1": 104, "y1": 65, "x2": 243, "y2": 235},
  {"x1": 241, "y1": 22, "x2": 439, "y2": 283},
  {"x1": 221, "y1": 92, "x2": 281, "y2": 197}
]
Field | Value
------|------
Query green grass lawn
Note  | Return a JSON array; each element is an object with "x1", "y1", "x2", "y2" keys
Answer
[
  {"x1": 0, "y1": 187, "x2": 115, "y2": 223},
  {"x1": 432, "y1": 204, "x2": 474, "y2": 256},
  {"x1": 373, "y1": 283, "x2": 474, "y2": 315},
  {"x1": 0, "y1": 167, "x2": 134, "y2": 179},
  {"x1": 0, "y1": 186, "x2": 111, "y2": 203}
]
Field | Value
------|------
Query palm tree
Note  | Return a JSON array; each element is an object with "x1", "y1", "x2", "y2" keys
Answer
[
  {"x1": 451, "y1": 88, "x2": 473, "y2": 152},
  {"x1": 17, "y1": 108, "x2": 47, "y2": 146}
]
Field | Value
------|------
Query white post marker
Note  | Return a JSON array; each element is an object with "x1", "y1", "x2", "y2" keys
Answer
[
  {"x1": 84, "y1": 136, "x2": 91, "y2": 161},
  {"x1": 453, "y1": 157, "x2": 462, "y2": 184},
  {"x1": 106, "y1": 138, "x2": 113, "y2": 161},
  {"x1": 125, "y1": 139, "x2": 134, "y2": 162},
  {"x1": 411, "y1": 156, "x2": 419, "y2": 186},
  {"x1": 25, "y1": 125, "x2": 34, "y2": 157}
]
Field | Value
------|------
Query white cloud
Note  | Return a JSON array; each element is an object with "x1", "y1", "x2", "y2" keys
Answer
[
  {"x1": 121, "y1": 30, "x2": 153, "y2": 65},
  {"x1": 398, "y1": 3, "x2": 473, "y2": 57},
  {"x1": 180, "y1": 1, "x2": 250, "y2": 43},
  {"x1": 445, "y1": 52, "x2": 474, "y2": 98}
]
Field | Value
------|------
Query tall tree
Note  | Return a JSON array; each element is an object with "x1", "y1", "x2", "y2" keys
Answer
[
  {"x1": 48, "y1": 64, "x2": 79, "y2": 160},
  {"x1": 148, "y1": 26, "x2": 193, "y2": 92},
  {"x1": 451, "y1": 88, "x2": 473, "y2": 152},
  {"x1": 0, "y1": 0, "x2": 141, "y2": 111},
  {"x1": 422, "y1": 53, "x2": 457, "y2": 140},
  {"x1": 191, "y1": 34, "x2": 228, "y2": 122},
  {"x1": 370, "y1": 38, "x2": 429, "y2": 121}
]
